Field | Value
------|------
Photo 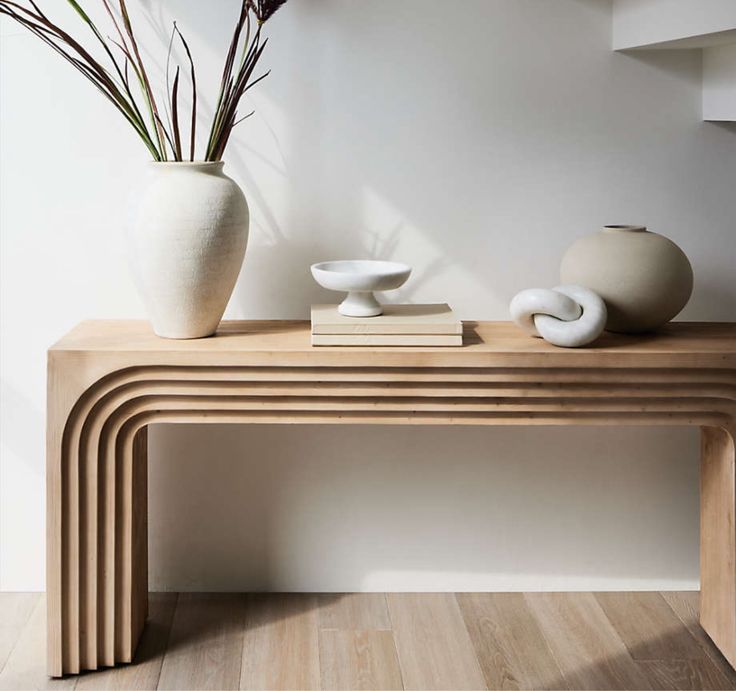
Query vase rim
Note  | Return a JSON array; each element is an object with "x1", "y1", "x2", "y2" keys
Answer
[
  {"x1": 148, "y1": 160, "x2": 225, "y2": 168},
  {"x1": 604, "y1": 224, "x2": 647, "y2": 232}
]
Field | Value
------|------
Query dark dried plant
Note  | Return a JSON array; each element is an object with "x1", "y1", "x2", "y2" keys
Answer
[
  {"x1": 247, "y1": 0, "x2": 288, "y2": 24},
  {"x1": 0, "y1": 0, "x2": 287, "y2": 161}
]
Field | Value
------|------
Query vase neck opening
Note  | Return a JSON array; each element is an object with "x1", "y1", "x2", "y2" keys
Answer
[
  {"x1": 149, "y1": 161, "x2": 225, "y2": 174},
  {"x1": 604, "y1": 225, "x2": 647, "y2": 233}
]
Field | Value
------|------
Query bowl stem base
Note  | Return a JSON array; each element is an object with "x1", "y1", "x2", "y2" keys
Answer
[{"x1": 338, "y1": 291, "x2": 383, "y2": 317}]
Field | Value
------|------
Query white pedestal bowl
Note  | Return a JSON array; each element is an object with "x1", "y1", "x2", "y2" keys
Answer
[{"x1": 311, "y1": 260, "x2": 412, "y2": 317}]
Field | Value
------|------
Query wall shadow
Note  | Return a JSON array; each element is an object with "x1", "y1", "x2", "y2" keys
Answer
[
  {"x1": 123, "y1": 0, "x2": 732, "y2": 595},
  {"x1": 147, "y1": 423, "x2": 700, "y2": 592}
]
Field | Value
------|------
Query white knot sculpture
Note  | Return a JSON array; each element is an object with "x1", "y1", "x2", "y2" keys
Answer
[{"x1": 509, "y1": 285, "x2": 607, "y2": 348}]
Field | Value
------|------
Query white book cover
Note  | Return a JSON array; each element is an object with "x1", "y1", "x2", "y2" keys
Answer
[{"x1": 311, "y1": 303, "x2": 462, "y2": 335}]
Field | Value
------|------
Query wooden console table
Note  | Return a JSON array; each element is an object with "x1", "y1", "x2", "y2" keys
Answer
[{"x1": 47, "y1": 320, "x2": 736, "y2": 676}]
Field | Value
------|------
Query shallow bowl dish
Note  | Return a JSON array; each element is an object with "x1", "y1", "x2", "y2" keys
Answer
[{"x1": 311, "y1": 260, "x2": 412, "y2": 317}]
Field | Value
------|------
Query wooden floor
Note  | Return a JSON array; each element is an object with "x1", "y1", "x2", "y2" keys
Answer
[{"x1": 1, "y1": 593, "x2": 735, "y2": 691}]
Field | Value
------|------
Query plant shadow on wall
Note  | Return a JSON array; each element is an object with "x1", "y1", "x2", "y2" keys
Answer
[
  {"x1": 0, "y1": 0, "x2": 312, "y2": 337},
  {"x1": 109, "y1": 0, "x2": 444, "y2": 316},
  {"x1": 73, "y1": 2, "x2": 432, "y2": 317},
  {"x1": 3, "y1": 0, "x2": 724, "y2": 586},
  {"x1": 141, "y1": 0, "x2": 735, "y2": 321},
  {"x1": 2, "y1": 0, "x2": 734, "y2": 318},
  {"x1": 125, "y1": 0, "x2": 706, "y2": 596}
]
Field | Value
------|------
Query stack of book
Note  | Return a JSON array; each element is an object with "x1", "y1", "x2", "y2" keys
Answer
[{"x1": 311, "y1": 303, "x2": 463, "y2": 346}]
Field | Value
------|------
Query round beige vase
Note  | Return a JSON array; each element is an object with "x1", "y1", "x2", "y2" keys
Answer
[{"x1": 560, "y1": 225, "x2": 693, "y2": 333}]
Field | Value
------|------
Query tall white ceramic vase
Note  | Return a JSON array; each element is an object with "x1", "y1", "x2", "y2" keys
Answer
[{"x1": 129, "y1": 162, "x2": 249, "y2": 339}]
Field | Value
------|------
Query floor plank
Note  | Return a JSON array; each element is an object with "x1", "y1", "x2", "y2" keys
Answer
[
  {"x1": 0, "y1": 595, "x2": 75, "y2": 691},
  {"x1": 595, "y1": 592, "x2": 707, "y2": 661},
  {"x1": 596, "y1": 592, "x2": 732, "y2": 690},
  {"x1": 75, "y1": 593, "x2": 177, "y2": 690},
  {"x1": 319, "y1": 629, "x2": 403, "y2": 690},
  {"x1": 0, "y1": 592, "x2": 732, "y2": 691},
  {"x1": 0, "y1": 593, "x2": 39, "y2": 675},
  {"x1": 525, "y1": 592, "x2": 652, "y2": 691},
  {"x1": 662, "y1": 591, "x2": 736, "y2": 687},
  {"x1": 639, "y1": 659, "x2": 734, "y2": 691},
  {"x1": 388, "y1": 593, "x2": 486, "y2": 690},
  {"x1": 458, "y1": 592, "x2": 567, "y2": 690},
  {"x1": 318, "y1": 593, "x2": 391, "y2": 630},
  {"x1": 157, "y1": 593, "x2": 246, "y2": 691},
  {"x1": 239, "y1": 594, "x2": 321, "y2": 691}
]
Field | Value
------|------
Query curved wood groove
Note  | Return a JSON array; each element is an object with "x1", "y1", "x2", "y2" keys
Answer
[
  {"x1": 65, "y1": 370, "x2": 736, "y2": 672},
  {"x1": 65, "y1": 369, "x2": 736, "y2": 673},
  {"x1": 60, "y1": 367, "x2": 736, "y2": 671},
  {"x1": 46, "y1": 322, "x2": 736, "y2": 677}
]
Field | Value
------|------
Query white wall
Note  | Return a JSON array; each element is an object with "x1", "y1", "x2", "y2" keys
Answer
[{"x1": 1, "y1": 0, "x2": 735, "y2": 593}]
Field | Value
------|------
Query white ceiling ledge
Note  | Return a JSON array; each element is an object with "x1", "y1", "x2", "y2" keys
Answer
[
  {"x1": 613, "y1": 0, "x2": 736, "y2": 122},
  {"x1": 703, "y1": 44, "x2": 736, "y2": 121},
  {"x1": 613, "y1": 0, "x2": 736, "y2": 50}
]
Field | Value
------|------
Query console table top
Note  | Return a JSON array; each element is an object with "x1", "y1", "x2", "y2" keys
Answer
[
  {"x1": 50, "y1": 320, "x2": 736, "y2": 367},
  {"x1": 45, "y1": 318, "x2": 736, "y2": 676}
]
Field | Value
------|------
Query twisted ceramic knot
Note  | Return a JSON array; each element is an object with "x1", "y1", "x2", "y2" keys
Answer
[{"x1": 509, "y1": 285, "x2": 607, "y2": 348}]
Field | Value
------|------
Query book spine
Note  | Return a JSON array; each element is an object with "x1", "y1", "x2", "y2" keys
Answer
[
  {"x1": 312, "y1": 324, "x2": 463, "y2": 335},
  {"x1": 311, "y1": 334, "x2": 463, "y2": 347}
]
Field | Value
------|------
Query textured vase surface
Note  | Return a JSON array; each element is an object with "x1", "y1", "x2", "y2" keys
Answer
[
  {"x1": 129, "y1": 161, "x2": 249, "y2": 339},
  {"x1": 560, "y1": 225, "x2": 693, "y2": 333}
]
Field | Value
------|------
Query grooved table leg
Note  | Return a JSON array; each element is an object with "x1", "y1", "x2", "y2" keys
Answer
[
  {"x1": 116, "y1": 422, "x2": 149, "y2": 663},
  {"x1": 130, "y1": 427, "x2": 149, "y2": 661},
  {"x1": 700, "y1": 425, "x2": 736, "y2": 668},
  {"x1": 46, "y1": 355, "x2": 66, "y2": 678}
]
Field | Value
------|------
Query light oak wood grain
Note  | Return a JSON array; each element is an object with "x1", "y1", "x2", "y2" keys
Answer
[
  {"x1": 240, "y1": 594, "x2": 320, "y2": 691},
  {"x1": 638, "y1": 659, "x2": 733, "y2": 691},
  {"x1": 0, "y1": 593, "x2": 39, "y2": 676},
  {"x1": 662, "y1": 591, "x2": 736, "y2": 685},
  {"x1": 157, "y1": 593, "x2": 245, "y2": 691},
  {"x1": 525, "y1": 592, "x2": 652, "y2": 691},
  {"x1": 318, "y1": 593, "x2": 392, "y2": 631},
  {"x1": 458, "y1": 592, "x2": 567, "y2": 690},
  {"x1": 2, "y1": 592, "x2": 736, "y2": 690},
  {"x1": 701, "y1": 425, "x2": 736, "y2": 669},
  {"x1": 75, "y1": 592, "x2": 176, "y2": 691},
  {"x1": 130, "y1": 428, "x2": 148, "y2": 664},
  {"x1": 388, "y1": 593, "x2": 486, "y2": 690},
  {"x1": 0, "y1": 596, "x2": 76, "y2": 691},
  {"x1": 44, "y1": 320, "x2": 736, "y2": 675},
  {"x1": 319, "y1": 629, "x2": 403, "y2": 690},
  {"x1": 596, "y1": 592, "x2": 733, "y2": 690},
  {"x1": 595, "y1": 592, "x2": 707, "y2": 661},
  {"x1": 50, "y1": 320, "x2": 736, "y2": 365}
]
